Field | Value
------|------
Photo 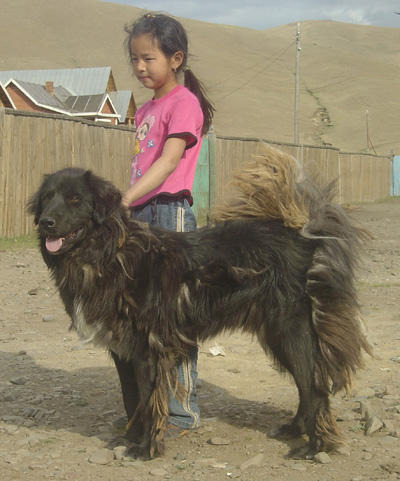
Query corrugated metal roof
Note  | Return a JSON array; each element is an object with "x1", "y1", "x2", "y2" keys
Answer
[{"x1": 0, "y1": 67, "x2": 111, "y2": 95}]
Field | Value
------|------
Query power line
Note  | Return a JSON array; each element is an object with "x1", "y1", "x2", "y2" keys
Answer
[
  {"x1": 210, "y1": 40, "x2": 295, "y2": 90},
  {"x1": 213, "y1": 40, "x2": 295, "y2": 102}
]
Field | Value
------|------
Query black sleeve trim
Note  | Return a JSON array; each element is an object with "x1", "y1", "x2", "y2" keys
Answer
[{"x1": 166, "y1": 132, "x2": 198, "y2": 150}]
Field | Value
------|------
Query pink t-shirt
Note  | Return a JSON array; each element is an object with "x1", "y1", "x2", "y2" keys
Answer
[{"x1": 130, "y1": 85, "x2": 203, "y2": 208}]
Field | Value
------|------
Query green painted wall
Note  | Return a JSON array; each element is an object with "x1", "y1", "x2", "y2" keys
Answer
[{"x1": 192, "y1": 134, "x2": 215, "y2": 224}]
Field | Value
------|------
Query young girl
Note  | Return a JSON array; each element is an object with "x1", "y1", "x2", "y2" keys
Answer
[{"x1": 122, "y1": 12, "x2": 214, "y2": 435}]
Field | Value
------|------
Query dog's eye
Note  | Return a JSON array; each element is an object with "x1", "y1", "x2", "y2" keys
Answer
[{"x1": 69, "y1": 196, "x2": 81, "y2": 204}]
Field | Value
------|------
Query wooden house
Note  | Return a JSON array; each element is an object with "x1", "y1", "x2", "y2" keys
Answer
[{"x1": 0, "y1": 67, "x2": 136, "y2": 125}]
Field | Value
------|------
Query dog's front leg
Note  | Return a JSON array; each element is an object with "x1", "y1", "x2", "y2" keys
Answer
[
  {"x1": 111, "y1": 349, "x2": 158, "y2": 459},
  {"x1": 110, "y1": 351, "x2": 143, "y2": 443}
]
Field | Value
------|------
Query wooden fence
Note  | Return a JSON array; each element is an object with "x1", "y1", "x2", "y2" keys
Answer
[
  {"x1": 214, "y1": 136, "x2": 391, "y2": 205},
  {"x1": 0, "y1": 108, "x2": 134, "y2": 237},
  {"x1": 0, "y1": 108, "x2": 392, "y2": 237}
]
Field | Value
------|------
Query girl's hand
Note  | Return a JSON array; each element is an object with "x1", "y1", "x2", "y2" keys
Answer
[
  {"x1": 123, "y1": 137, "x2": 187, "y2": 206},
  {"x1": 120, "y1": 194, "x2": 132, "y2": 209}
]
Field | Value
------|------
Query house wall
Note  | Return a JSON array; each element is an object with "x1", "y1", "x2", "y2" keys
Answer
[
  {"x1": 107, "y1": 72, "x2": 117, "y2": 92},
  {"x1": 101, "y1": 99, "x2": 118, "y2": 125},
  {"x1": 6, "y1": 84, "x2": 49, "y2": 114},
  {"x1": 125, "y1": 97, "x2": 136, "y2": 125}
]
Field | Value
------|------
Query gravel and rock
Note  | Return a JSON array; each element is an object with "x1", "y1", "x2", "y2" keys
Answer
[{"x1": 0, "y1": 198, "x2": 399, "y2": 481}]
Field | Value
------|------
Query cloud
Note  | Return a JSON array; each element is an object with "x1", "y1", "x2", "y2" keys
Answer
[{"x1": 99, "y1": 0, "x2": 400, "y2": 29}]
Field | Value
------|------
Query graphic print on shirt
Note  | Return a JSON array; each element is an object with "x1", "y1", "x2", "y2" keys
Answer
[{"x1": 131, "y1": 114, "x2": 155, "y2": 181}]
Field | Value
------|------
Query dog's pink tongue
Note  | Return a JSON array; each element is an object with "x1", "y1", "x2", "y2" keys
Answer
[{"x1": 46, "y1": 236, "x2": 64, "y2": 252}]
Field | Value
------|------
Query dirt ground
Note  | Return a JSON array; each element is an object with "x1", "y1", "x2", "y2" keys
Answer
[{"x1": 0, "y1": 198, "x2": 399, "y2": 481}]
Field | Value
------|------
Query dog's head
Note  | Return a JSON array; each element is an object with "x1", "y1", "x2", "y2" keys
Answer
[{"x1": 27, "y1": 168, "x2": 122, "y2": 255}]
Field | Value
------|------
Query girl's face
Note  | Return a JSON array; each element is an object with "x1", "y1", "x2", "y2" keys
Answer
[{"x1": 130, "y1": 34, "x2": 183, "y2": 99}]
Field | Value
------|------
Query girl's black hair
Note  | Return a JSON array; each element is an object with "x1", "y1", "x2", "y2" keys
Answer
[{"x1": 125, "y1": 12, "x2": 215, "y2": 136}]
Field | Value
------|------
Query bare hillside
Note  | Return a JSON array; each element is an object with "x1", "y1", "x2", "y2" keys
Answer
[{"x1": 1, "y1": 0, "x2": 400, "y2": 154}]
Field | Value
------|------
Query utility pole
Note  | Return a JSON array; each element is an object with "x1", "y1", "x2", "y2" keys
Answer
[{"x1": 294, "y1": 23, "x2": 301, "y2": 144}]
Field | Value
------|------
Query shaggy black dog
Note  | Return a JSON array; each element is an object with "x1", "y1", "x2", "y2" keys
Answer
[{"x1": 28, "y1": 146, "x2": 372, "y2": 460}]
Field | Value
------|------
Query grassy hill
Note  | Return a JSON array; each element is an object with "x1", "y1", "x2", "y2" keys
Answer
[{"x1": 1, "y1": 0, "x2": 400, "y2": 155}]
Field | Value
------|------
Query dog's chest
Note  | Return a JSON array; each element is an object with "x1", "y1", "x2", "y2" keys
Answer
[
  {"x1": 73, "y1": 299, "x2": 101, "y2": 345},
  {"x1": 72, "y1": 299, "x2": 130, "y2": 358}
]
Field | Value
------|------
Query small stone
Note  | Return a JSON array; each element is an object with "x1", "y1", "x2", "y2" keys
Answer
[
  {"x1": 112, "y1": 416, "x2": 127, "y2": 429},
  {"x1": 335, "y1": 445, "x2": 351, "y2": 456},
  {"x1": 240, "y1": 453, "x2": 264, "y2": 470},
  {"x1": 5, "y1": 424, "x2": 19, "y2": 435},
  {"x1": 23, "y1": 420, "x2": 36, "y2": 428},
  {"x1": 10, "y1": 377, "x2": 27, "y2": 385},
  {"x1": 208, "y1": 437, "x2": 231, "y2": 445},
  {"x1": 4, "y1": 394, "x2": 16, "y2": 402},
  {"x1": 28, "y1": 287, "x2": 39, "y2": 295},
  {"x1": 356, "y1": 387, "x2": 375, "y2": 398},
  {"x1": 174, "y1": 452, "x2": 187, "y2": 461},
  {"x1": 88, "y1": 448, "x2": 114, "y2": 465},
  {"x1": 359, "y1": 401, "x2": 375, "y2": 421},
  {"x1": 42, "y1": 315, "x2": 56, "y2": 322},
  {"x1": 365, "y1": 416, "x2": 384, "y2": 435},
  {"x1": 113, "y1": 446, "x2": 127, "y2": 460},
  {"x1": 314, "y1": 452, "x2": 331, "y2": 464},
  {"x1": 2, "y1": 415, "x2": 25, "y2": 424},
  {"x1": 383, "y1": 420, "x2": 395, "y2": 432},
  {"x1": 196, "y1": 378, "x2": 205, "y2": 388},
  {"x1": 291, "y1": 462, "x2": 307, "y2": 471},
  {"x1": 149, "y1": 468, "x2": 168, "y2": 476}
]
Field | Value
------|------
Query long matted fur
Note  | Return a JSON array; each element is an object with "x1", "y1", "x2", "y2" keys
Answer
[{"x1": 28, "y1": 145, "x2": 372, "y2": 460}]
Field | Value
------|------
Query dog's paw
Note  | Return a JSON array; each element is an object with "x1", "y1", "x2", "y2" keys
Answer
[
  {"x1": 123, "y1": 444, "x2": 151, "y2": 461},
  {"x1": 273, "y1": 422, "x2": 304, "y2": 439},
  {"x1": 289, "y1": 444, "x2": 319, "y2": 460}
]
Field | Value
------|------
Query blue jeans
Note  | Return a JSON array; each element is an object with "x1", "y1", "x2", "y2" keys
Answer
[{"x1": 130, "y1": 198, "x2": 200, "y2": 429}]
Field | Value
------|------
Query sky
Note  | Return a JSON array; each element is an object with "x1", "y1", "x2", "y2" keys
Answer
[{"x1": 99, "y1": 0, "x2": 400, "y2": 30}]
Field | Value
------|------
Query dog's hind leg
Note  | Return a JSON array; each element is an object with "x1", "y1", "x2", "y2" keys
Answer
[{"x1": 259, "y1": 314, "x2": 344, "y2": 458}]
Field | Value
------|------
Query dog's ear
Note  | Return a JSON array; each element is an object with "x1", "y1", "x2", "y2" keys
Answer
[
  {"x1": 84, "y1": 171, "x2": 122, "y2": 225},
  {"x1": 27, "y1": 184, "x2": 45, "y2": 225}
]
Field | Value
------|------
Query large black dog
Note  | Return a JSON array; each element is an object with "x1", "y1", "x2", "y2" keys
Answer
[{"x1": 28, "y1": 146, "x2": 372, "y2": 460}]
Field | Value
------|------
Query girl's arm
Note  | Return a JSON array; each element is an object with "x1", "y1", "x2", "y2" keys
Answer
[{"x1": 121, "y1": 137, "x2": 187, "y2": 208}]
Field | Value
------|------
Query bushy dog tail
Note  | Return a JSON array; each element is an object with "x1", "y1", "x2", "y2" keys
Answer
[
  {"x1": 213, "y1": 144, "x2": 373, "y2": 393},
  {"x1": 213, "y1": 144, "x2": 309, "y2": 229}
]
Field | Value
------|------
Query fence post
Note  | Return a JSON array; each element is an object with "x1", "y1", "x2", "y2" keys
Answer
[
  {"x1": 208, "y1": 132, "x2": 217, "y2": 209},
  {"x1": 0, "y1": 107, "x2": 4, "y2": 162}
]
